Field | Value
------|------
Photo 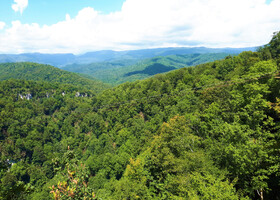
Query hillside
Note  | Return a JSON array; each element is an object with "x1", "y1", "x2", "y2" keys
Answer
[
  {"x1": 0, "y1": 62, "x2": 109, "y2": 93},
  {"x1": 62, "y1": 59, "x2": 137, "y2": 78},
  {"x1": 0, "y1": 47, "x2": 255, "y2": 67},
  {"x1": 0, "y1": 32, "x2": 279, "y2": 200},
  {"x1": 63, "y1": 53, "x2": 230, "y2": 84}
]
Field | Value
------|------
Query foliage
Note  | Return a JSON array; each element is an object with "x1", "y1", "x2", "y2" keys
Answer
[
  {"x1": 258, "y1": 31, "x2": 280, "y2": 61},
  {"x1": 0, "y1": 62, "x2": 109, "y2": 92},
  {"x1": 0, "y1": 32, "x2": 280, "y2": 199},
  {"x1": 49, "y1": 150, "x2": 96, "y2": 200}
]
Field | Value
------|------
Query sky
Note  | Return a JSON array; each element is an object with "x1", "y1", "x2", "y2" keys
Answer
[{"x1": 0, "y1": 0, "x2": 279, "y2": 54}]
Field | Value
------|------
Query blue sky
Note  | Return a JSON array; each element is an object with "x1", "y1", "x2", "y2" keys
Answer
[
  {"x1": 0, "y1": 0, "x2": 126, "y2": 26},
  {"x1": 0, "y1": 0, "x2": 279, "y2": 54}
]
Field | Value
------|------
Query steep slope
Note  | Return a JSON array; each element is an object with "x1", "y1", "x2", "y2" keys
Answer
[{"x1": 0, "y1": 62, "x2": 109, "y2": 92}]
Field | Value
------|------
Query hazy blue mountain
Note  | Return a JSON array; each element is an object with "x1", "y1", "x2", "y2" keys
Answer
[
  {"x1": 118, "y1": 47, "x2": 256, "y2": 58},
  {"x1": 0, "y1": 47, "x2": 256, "y2": 67},
  {"x1": 0, "y1": 53, "x2": 76, "y2": 67}
]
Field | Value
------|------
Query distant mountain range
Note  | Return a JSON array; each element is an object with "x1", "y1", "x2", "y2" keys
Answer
[
  {"x1": 0, "y1": 47, "x2": 257, "y2": 67},
  {"x1": 63, "y1": 53, "x2": 232, "y2": 85}
]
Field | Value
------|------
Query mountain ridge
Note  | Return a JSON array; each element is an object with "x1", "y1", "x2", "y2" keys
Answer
[
  {"x1": 63, "y1": 53, "x2": 232, "y2": 85},
  {"x1": 0, "y1": 46, "x2": 256, "y2": 67}
]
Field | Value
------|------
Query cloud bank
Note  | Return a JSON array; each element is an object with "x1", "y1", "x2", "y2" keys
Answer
[
  {"x1": 0, "y1": 22, "x2": 5, "y2": 30},
  {"x1": 1, "y1": 0, "x2": 280, "y2": 54},
  {"x1": 12, "y1": 0, "x2": 28, "y2": 14}
]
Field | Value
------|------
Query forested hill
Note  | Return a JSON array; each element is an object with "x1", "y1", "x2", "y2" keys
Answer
[
  {"x1": 0, "y1": 62, "x2": 109, "y2": 93},
  {"x1": 63, "y1": 53, "x2": 230, "y2": 85},
  {"x1": 0, "y1": 32, "x2": 280, "y2": 200}
]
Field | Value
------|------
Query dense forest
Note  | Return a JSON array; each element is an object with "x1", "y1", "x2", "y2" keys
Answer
[
  {"x1": 0, "y1": 62, "x2": 109, "y2": 93},
  {"x1": 0, "y1": 31, "x2": 280, "y2": 200}
]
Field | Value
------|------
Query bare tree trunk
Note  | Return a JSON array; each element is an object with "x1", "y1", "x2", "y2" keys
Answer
[{"x1": 257, "y1": 188, "x2": 264, "y2": 200}]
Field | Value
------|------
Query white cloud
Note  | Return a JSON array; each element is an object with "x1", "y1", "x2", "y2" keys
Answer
[
  {"x1": 12, "y1": 0, "x2": 28, "y2": 14},
  {"x1": 65, "y1": 14, "x2": 71, "y2": 21},
  {"x1": 1, "y1": 0, "x2": 280, "y2": 54},
  {"x1": 0, "y1": 22, "x2": 5, "y2": 30}
]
